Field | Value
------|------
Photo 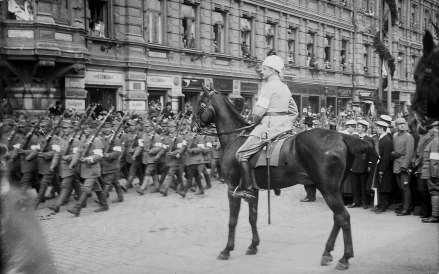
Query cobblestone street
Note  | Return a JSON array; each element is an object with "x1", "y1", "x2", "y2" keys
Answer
[{"x1": 36, "y1": 180, "x2": 439, "y2": 274}]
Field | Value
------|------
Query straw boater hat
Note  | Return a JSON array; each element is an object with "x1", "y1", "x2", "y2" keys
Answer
[
  {"x1": 376, "y1": 121, "x2": 388, "y2": 128},
  {"x1": 345, "y1": 119, "x2": 357, "y2": 126},
  {"x1": 357, "y1": 119, "x2": 369, "y2": 128}
]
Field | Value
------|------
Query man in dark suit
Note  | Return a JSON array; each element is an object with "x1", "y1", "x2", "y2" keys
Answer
[
  {"x1": 349, "y1": 119, "x2": 374, "y2": 209},
  {"x1": 374, "y1": 121, "x2": 394, "y2": 213}
]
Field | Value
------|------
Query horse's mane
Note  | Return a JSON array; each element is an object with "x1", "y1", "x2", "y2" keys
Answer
[{"x1": 211, "y1": 92, "x2": 249, "y2": 128}]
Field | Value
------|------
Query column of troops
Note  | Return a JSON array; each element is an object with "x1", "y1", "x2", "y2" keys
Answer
[{"x1": 0, "y1": 109, "x2": 223, "y2": 217}]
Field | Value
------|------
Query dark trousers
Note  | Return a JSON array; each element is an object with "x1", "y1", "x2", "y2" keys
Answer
[
  {"x1": 395, "y1": 173, "x2": 412, "y2": 211},
  {"x1": 186, "y1": 164, "x2": 203, "y2": 191},
  {"x1": 351, "y1": 172, "x2": 368, "y2": 205},
  {"x1": 304, "y1": 185, "x2": 316, "y2": 200}
]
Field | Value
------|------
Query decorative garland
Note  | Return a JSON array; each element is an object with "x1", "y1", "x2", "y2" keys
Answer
[
  {"x1": 384, "y1": 0, "x2": 398, "y2": 26},
  {"x1": 373, "y1": 32, "x2": 395, "y2": 77}
]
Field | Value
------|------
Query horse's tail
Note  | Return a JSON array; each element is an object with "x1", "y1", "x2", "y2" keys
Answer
[{"x1": 341, "y1": 134, "x2": 375, "y2": 156}]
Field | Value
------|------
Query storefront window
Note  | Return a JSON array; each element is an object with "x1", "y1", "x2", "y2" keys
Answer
[
  {"x1": 8, "y1": 0, "x2": 34, "y2": 21},
  {"x1": 145, "y1": 0, "x2": 163, "y2": 44},
  {"x1": 88, "y1": 0, "x2": 110, "y2": 38},
  {"x1": 181, "y1": 4, "x2": 196, "y2": 49}
]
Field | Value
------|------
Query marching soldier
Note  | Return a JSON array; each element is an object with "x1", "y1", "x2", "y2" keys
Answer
[
  {"x1": 210, "y1": 136, "x2": 223, "y2": 182},
  {"x1": 34, "y1": 119, "x2": 61, "y2": 209},
  {"x1": 178, "y1": 132, "x2": 205, "y2": 197},
  {"x1": 159, "y1": 120, "x2": 187, "y2": 196},
  {"x1": 49, "y1": 120, "x2": 83, "y2": 213},
  {"x1": 123, "y1": 120, "x2": 144, "y2": 189},
  {"x1": 135, "y1": 120, "x2": 163, "y2": 195},
  {"x1": 200, "y1": 134, "x2": 213, "y2": 189},
  {"x1": 67, "y1": 120, "x2": 107, "y2": 217},
  {"x1": 100, "y1": 122, "x2": 124, "y2": 203}
]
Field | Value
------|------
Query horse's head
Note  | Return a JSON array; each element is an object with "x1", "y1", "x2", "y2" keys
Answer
[
  {"x1": 410, "y1": 30, "x2": 439, "y2": 131},
  {"x1": 194, "y1": 83, "x2": 217, "y2": 131}
]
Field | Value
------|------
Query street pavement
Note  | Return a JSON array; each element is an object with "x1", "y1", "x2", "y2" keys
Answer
[{"x1": 36, "y1": 180, "x2": 439, "y2": 274}]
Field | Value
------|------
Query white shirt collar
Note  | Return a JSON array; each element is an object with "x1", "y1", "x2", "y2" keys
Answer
[{"x1": 379, "y1": 132, "x2": 387, "y2": 140}]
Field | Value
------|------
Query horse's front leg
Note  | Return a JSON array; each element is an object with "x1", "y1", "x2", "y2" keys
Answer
[
  {"x1": 246, "y1": 190, "x2": 259, "y2": 255},
  {"x1": 218, "y1": 190, "x2": 241, "y2": 260}
]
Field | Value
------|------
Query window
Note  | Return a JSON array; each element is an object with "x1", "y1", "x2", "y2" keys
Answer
[
  {"x1": 54, "y1": 0, "x2": 69, "y2": 24},
  {"x1": 411, "y1": 5, "x2": 417, "y2": 29},
  {"x1": 7, "y1": 0, "x2": 34, "y2": 21},
  {"x1": 324, "y1": 36, "x2": 332, "y2": 69},
  {"x1": 424, "y1": 10, "x2": 429, "y2": 31},
  {"x1": 287, "y1": 27, "x2": 296, "y2": 65},
  {"x1": 398, "y1": 53, "x2": 404, "y2": 78},
  {"x1": 213, "y1": 11, "x2": 225, "y2": 53},
  {"x1": 306, "y1": 32, "x2": 315, "y2": 67},
  {"x1": 145, "y1": 0, "x2": 163, "y2": 44},
  {"x1": 265, "y1": 23, "x2": 275, "y2": 56},
  {"x1": 88, "y1": 0, "x2": 110, "y2": 38},
  {"x1": 363, "y1": 44, "x2": 369, "y2": 75},
  {"x1": 181, "y1": 4, "x2": 196, "y2": 49},
  {"x1": 241, "y1": 17, "x2": 252, "y2": 58},
  {"x1": 340, "y1": 40, "x2": 348, "y2": 71}
]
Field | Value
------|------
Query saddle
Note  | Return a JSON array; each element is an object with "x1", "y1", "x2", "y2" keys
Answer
[{"x1": 249, "y1": 131, "x2": 295, "y2": 168}]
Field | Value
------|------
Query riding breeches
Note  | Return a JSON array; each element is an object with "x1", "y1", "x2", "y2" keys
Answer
[{"x1": 236, "y1": 136, "x2": 267, "y2": 162}]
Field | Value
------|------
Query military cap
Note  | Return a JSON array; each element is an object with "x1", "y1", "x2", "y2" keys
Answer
[
  {"x1": 87, "y1": 120, "x2": 100, "y2": 128},
  {"x1": 376, "y1": 121, "x2": 388, "y2": 128},
  {"x1": 168, "y1": 121, "x2": 177, "y2": 127},
  {"x1": 17, "y1": 120, "x2": 28, "y2": 127},
  {"x1": 160, "y1": 119, "x2": 169, "y2": 126},
  {"x1": 394, "y1": 117, "x2": 407, "y2": 125},
  {"x1": 143, "y1": 120, "x2": 154, "y2": 127},
  {"x1": 102, "y1": 122, "x2": 113, "y2": 128},
  {"x1": 40, "y1": 118, "x2": 52, "y2": 126},
  {"x1": 357, "y1": 119, "x2": 369, "y2": 127},
  {"x1": 345, "y1": 119, "x2": 357, "y2": 126},
  {"x1": 379, "y1": 114, "x2": 392, "y2": 124},
  {"x1": 61, "y1": 120, "x2": 73, "y2": 127},
  {"x1": 126, "y1": 119, "x2": 136, "y2": 126}
]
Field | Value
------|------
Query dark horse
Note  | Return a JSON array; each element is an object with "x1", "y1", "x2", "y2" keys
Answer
[
  {"x1": 410, "y1": 30, "x2": 439, "y2": 131},
  {"x1": 196, "y1": 85, "x2": 376, "y2": 270}
]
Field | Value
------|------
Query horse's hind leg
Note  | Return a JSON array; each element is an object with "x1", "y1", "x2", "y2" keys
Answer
[
  {"x1": 218, "y1": 190, "x2": 241, "y2": 260},
  {"x1": 246, "y1": 190, "x2": 259, "y2": 255},
  {"x1": 321, "y1": 193, "x2": 353, "y2": 270}
]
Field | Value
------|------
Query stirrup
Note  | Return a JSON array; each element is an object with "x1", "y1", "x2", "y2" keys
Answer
[{"x1": 231, "y1": 186, "x2": 241, "y2": 197}]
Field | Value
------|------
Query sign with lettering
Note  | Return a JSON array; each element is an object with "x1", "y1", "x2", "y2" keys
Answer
[
  {"x1": 147, "y1": 75, "x2": 173, "y2": 88},
  {"x1": 240, "y1": 82, "x2": 259, "y2": 93},
  {"x1": 65, "y1": 78, "x2": 85, "y2": 89},
  {"x1": 128, "y1": 101, "x2": 146, "y2": 110},
  {"x1": 65, "y1": 99, "x2": 85, "y2": 110},
  {"x1": 55, "y1": 32, "x2": 73, "y2": 41},
  {"x1": 337, "y1": 88, "x2": 353, "y2": 97},
  {"x1": 8, "y1": 30, "x2": 34, "y2": 38},
  {"x1": 182, "y1": 78, "x2": 204, "y2": 91},
  {"x1": 65, "y1": 89, "x2": 87, "y2": 98},
  {"x1": 127, "y1": 91, "x2": 147, "y2": 100},
  {"x1": 85, "y1": 70, "x2": 123, "y2": 85}
]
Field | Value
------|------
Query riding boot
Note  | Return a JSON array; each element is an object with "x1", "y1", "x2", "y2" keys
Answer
[
  {"x1": 34, "y1": 182, "x2": 48, "y2": 209},
  {"x1": 420, "y1": 190, "x2": 432, "y2": 218},
  {"x1": 194, "y1": 173, "x2": 204, "y2": 195},
  {"x1": 152, "y1": 174, "x2": 160, "y2": 192},
  {"x1": 67, "y1": 192, "x2": 88, "y2": 217},
  {"x1": 126, "y1": 175, "x2": 134, "y2": 189},
  {"x1": 233, "y1": 161, "x2": 255, "y2": 201},
  {"x1": 137, "y1": 176, "x2": 149, "y2": 195},
  {"x1": 159, "y1": 175, "x2": 172, "y2": 197},
  {"x1": 49, "y1": 187, "x2": 69, "y2": 213},
  {"x1": 203, "y1": 167, "x2": 212, "y2": 189},
  {"x1": 177, "y1": 178, "x2": 191, "y2": 198},
  {"x1": 112, "y1": 181, "x2": 124, "y2": 203},
  {"x1": 422, "y1": 196, "x2": 439, "y2": 223},
  {"x1": 94, "y1": 191, "x2": 109, "y2": 213}
]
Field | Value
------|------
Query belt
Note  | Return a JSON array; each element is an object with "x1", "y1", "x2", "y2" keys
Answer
[{"x1": 265, "y1": 112, "x2": 288, "y2": 116}]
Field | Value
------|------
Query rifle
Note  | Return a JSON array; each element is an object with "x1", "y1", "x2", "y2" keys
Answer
[
  {"x1": 7, "y1": 124, "x2": 18, "y2": 148},
  {"x1": 105, "y1": 110, "x2": 133, "y2": 154},
  {"x1": 170, "y1": 114, "x2": 184, "y2": 152},
  {"x1": 22, "y1": 115, "x2": 45, "y2": 150},
  {"x1": 148, "y1": 114, "x2": 165, "y2": 150},
  {"x1": 64, "y1": 105, "x2": 92, "y2": 156},
  {"x1": 77, "y1": 105, "x2": 97, "y2": 141},
  {"x1": 41, "y1": 109, "x2": 67, "y2": 152},
  {"x1": 81, "y1": 106, "x2": 114, "y2": 157}
]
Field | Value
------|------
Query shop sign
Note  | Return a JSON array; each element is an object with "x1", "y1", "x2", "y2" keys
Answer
[
  {"x1": 8, "y1": 30, "x2": 34, "y2": 38},
  {"x1": 128, "y1": 101, "x2": 146, "y2": 110},
  {"x1": 65, "y1": 99, "x2": 85, "y2": 110},
  {"x1": 241, "y1": 82, "x2": 259, "y2": 92},
  {"x1": 65, "y1": 78, "x2": 85, "y2": 89},
  {"x1": 358, "y1": 90, "x2": 372, "y2": 97},
  {"x1": 65, "y1": 89, "x2": 87, "y2": 98},
  {"x1": 85, "y1": 70, "x2": 123, "y2": 85},
  {"x1": 182, "y1": 78, "x2": 204, "y2": 90},
  {"x1": 213, "y1": 78, "x2": 233, "y2": 92},
  {"x1": 337, "y1": 88, "x2": 353, "y2": 97},
  {"x1": 127, "y1": 91, "x2": 147, "y2": 100},
  {"x1": 147, "y1": 75, "x2": 173, "y2": 88}
]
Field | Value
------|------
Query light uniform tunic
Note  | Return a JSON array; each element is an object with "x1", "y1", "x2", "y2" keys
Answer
[{"x1": 237, "y1": 77, "x2": 298, "y2": 161}]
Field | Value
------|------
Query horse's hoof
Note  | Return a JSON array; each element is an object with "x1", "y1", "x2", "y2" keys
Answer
[
  {"x1": 245, "y1": 247, "x2": 258, "y2": 255},
  {"x1": 335, "y1": 261, "x2": 349, "y2": 270},
  {"x1": 217, "y1": 251, "x2": 230, "y2": 260},
  {"x1": 320, "y1": 255, "x2": 333, "y2": 266}
]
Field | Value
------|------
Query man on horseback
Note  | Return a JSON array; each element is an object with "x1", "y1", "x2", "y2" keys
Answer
[{"x1": 234, "y1": 55, "x2": 298, "y2": 201}]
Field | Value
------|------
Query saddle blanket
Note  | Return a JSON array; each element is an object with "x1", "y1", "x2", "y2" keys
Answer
[{"x1": 249, "y1": 137, "x2": 290, "y2": 168}]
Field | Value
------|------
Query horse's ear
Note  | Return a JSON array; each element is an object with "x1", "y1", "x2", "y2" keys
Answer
[
  {"x1": 201, "y1": 83, "x2": 211, "y2": 95},
  {"x1": 423, "y1": 30, "x2": 435, "y2": 57}
]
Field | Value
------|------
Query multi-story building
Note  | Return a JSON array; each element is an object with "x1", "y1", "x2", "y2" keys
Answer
[{"x1": 1, "y1": 0, "x2": 437, "y2": 117}]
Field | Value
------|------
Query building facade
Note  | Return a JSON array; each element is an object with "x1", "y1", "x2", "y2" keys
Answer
[{"x1": 1, "y1": 0, "x2": 438, "y2": 116}]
